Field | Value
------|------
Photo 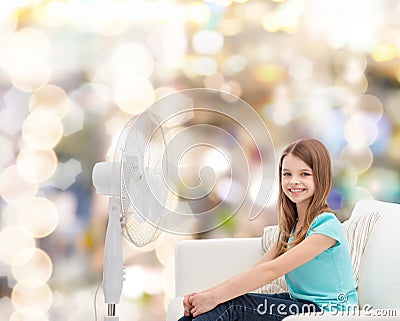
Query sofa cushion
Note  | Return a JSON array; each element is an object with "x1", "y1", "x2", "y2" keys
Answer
[
  {"x1": 342, "y1": 211, "x2": 380, "y2": 287},
  {"x1": 255, "y1": 225, "x2": 288, "y2": 294}
]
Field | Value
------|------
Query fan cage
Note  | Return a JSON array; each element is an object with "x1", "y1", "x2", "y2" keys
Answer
[{"x1": 113, "y1": 111, "x2": 169, "y2": 247}]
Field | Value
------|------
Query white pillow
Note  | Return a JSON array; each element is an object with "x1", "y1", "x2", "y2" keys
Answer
[
  {"x1": 342, "y1": 211, "x2": 380, "y2": 287},
  {"x1": 254, "y1": 225, "x2": 288, "y2": 294}
]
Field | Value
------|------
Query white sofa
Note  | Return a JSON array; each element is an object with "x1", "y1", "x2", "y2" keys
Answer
[{"x1": 166, "y1": 200, "x2": 400, "y2": 320}]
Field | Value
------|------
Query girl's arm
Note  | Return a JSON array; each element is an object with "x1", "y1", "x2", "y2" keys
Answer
[
  {"x1": 189, "y1": 233, "x2": 336, "y2": 317},
  {"x1": 251, "y1": 239, "x2": 278, "y2": 267}
]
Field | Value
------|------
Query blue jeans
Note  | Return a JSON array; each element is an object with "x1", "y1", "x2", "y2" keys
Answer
[{"x1": 178, "y1": 292, "x2": 321, "y2": 321}]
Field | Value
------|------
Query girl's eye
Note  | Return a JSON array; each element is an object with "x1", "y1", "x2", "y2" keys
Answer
[
  {"x1": 282, "y1": 172, "x2": 291, "y2": 176},
  {"x1": 302, "y1": 173, "x2": 311, "y2": 176}
]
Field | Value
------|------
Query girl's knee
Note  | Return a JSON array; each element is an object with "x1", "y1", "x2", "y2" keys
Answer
[{"x1": 192, "y1": 301, "x2": 233, "y2": 321}]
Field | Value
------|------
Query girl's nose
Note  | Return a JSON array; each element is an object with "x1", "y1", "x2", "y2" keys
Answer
[{"x1": 291, "y1": 176, "x2": 299, "y2": 185}]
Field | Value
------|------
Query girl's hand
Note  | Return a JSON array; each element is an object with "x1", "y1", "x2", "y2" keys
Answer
[
  {"x1": 183, "y1": 292, "x2": 197, "y2": 316},
  {"x1": 189, "y1": 292, "x2": 219, "y2": 317}
]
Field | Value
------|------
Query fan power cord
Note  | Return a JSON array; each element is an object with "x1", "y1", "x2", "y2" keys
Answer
[{"x1": 94, "y1": 282, "x2": 102, "y2": 321}]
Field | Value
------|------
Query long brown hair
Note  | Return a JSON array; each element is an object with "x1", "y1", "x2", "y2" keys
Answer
[{"x1": 274, "y1": 138, "x2": 333, "y2": 259}]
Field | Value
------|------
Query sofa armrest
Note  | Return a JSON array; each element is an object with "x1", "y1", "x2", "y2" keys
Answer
[
  {"x1": 350, "y1": 199, "x2": 400, "y2": 220},
  {"x1": 166, "y1": 297, "x2": 184, "y2": 321},
  {"x1": 174, "y1": 237, "x2": 263, "y2": 297}
]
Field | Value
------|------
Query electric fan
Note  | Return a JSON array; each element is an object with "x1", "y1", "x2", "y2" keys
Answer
[
  {"x1": 91, "y1": 88, "x2": 276, "y2": 320},
  {"x1": 92, "y1": 110, "x2": 169, "y2": 320}
]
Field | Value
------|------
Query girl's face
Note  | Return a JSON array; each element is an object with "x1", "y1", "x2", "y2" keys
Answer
[{"x1": 281, "y1": 153, "x2": 315, "y2": 210}]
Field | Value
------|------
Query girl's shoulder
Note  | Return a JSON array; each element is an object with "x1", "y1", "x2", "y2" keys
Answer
[
  {"x1": 309, "y1": 211, "x2": 340, "y2": 230},
  {"x1": 307, "y1": 211, "x2": 345, "y2": 244}
]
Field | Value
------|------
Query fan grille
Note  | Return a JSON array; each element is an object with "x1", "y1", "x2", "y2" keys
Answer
[{"x1": 114, "y1": 111, "x2": 168, "y2": 247}]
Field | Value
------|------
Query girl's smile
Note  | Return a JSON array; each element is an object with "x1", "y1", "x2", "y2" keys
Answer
[{"x1": 288, "y1": 188, "x2": 306, "y2": 193}]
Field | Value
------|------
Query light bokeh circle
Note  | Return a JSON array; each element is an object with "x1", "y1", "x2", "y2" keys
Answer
[
  {"x1": 0, "y1": 226, "x2": 35, "y2": 265},
  {"x1": 16, "y1": 147, "x2": 58, "y2": 183},
  {"x1": 2, "y1": 28, "x2": 51, "y2": 92},
  {"x1": 11, "y1": 279, "x2": 53, "y2": 316},
  {"x1": 12, "y1": 247, "x2": 53, "y2": 283},
  {"x1": 340, "y1": 145, "x2": 373, "y2": 174},
  {"x1": 17, "y1": 197, "x2": 59, "y2": 238},
  {"x1": 22, "y1": 109, "x2": 63, "y2": 149},
  {"x1": 0, "y1": 165, "x2": 38, "y2": 204},
  {"x1": 29, "y1": 84, "x2": 70, "y2": 119}
]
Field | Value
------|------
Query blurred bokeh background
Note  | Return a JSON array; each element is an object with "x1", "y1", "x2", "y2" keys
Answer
[{"x1": 0, "y1": 0, "x2": 399, "y2": 320}]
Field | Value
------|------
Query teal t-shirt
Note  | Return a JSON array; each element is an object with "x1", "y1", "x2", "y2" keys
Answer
[{"x1": 284, "y1": 212, "x2": 358, "y2": 312}]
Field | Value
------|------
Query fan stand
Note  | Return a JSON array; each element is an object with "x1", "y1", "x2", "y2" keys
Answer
[{"x1": 103, "y1": 197, "x2": 124, "y2": 320}]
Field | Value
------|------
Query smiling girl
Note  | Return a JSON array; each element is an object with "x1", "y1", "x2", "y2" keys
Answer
[{"x1": 178, "y1": 138, "x2": 358, "y2": 321}]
